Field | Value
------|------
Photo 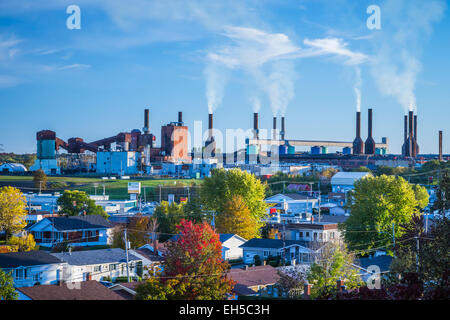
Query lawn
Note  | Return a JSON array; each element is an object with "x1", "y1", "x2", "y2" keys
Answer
[{"x1": 0, "y1": 175, "x2": 202, "y2": 200}]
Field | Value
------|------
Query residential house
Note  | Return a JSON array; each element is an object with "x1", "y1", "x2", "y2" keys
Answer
[
  {"x1": 355, "y1": 255, "x2": 393, "y2": 283},
  {"x1": 27, "y1": 215, "x2": 113, "y2": 248},
  {"x1": 50, "y1": 248, "x2": 143, "y2": 282},
  {"x1": 240, "y1": 238, "x2": 319, "y2": 265},
  {"x1": 330, "y1": 171, "x2": 372, "y2": 193},
  {"x1": 265, "y1": 193, "x2": 319, "y2": 216},
  {"x1": 130, "y1": 247, "x2": 165, "y2": 277},
  {"x1": 168, "y1": 234, "x2": 247, "y2": 261},
  {"x1": 16, "y1": 280, "x2": 125, "y2": 300},
  {"x1": 109, "y1": 281, "x2": 140, "y2": 300},
  {"x1": 228, "y1": 265, "x2": 280, "y2": 297},
  {"x1": 0, "y1": 250, "x2": 67, "y2": 287}
]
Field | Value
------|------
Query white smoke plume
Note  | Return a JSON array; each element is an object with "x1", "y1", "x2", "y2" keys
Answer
[
  {"x1": 204, "y1": 63, "x2": 228, "y2": 114},
  {"x1": 369, "y1": 0, "x2": 446, "y2": 114},
  {"x1": 250, "y1": 96, "x2": 261, "y2": 113},
  {"x1": 354, "y1": 67, "x2": 362, "y2": 112},
  {"x1": 265, "y1": 61, "x2": 296, "y2": 117}
]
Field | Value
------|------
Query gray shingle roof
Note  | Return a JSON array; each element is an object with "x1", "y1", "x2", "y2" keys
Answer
[
  {"x1": 239, "y1": 238, "x2": 309, "y2": 249},
  {"x1": 30, "y1": 215, "x2": 111, "y2": 231},
  {"x1": 0, "y1": 250, "x2": 64, "y2": 268},
  {"x1": 357, "y1": 255, "x2": 393, "y2": 273},
  {"x1": 51, "y1": 248, "x2": 141, "y2": 266}
]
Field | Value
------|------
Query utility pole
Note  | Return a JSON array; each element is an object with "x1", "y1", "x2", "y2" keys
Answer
[
  {"x1": 415, "y1": 236, "x2": 420, "y2": 274},
  {"x1": 159, "y1": 185, "x2": 162, "y2": 203},
  {"x1": 39, "y1": 181, "x2": 42, "y2": 194},
  {"x1": 392, "y1": 222, "x2": 395, "y2": 251},
  {"x1": 124, "y1": 229, "x2": 131, "y2": 282}
]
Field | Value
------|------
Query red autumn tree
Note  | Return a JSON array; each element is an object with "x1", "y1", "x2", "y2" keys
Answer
[{"x1": 135, "y1": 219, "x2": 235, "y2": 300}]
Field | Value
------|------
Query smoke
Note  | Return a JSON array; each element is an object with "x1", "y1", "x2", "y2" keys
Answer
[
  {"x1": 265, "y1": 61, "x2": 296, "y2": 116},
  {"x1": 354, "y1": 67, "x2": 362, "y2": 112},
  {"x1": 369, "y1": 0, "x2": 446, "y2": 114},
  {"x1": 250, "y1": 96, "x2": 261, "y2": 113},
  {"x1": 204, "y1": 63, "x2": 228, "y2": 113}
]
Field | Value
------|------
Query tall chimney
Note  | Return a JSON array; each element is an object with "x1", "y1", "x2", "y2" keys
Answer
[
  {"x1": 273, "y1": 116, "x2": 277, "y2": 140},
  {"x1": 364, "y1": 108, "x2": 375, "y2": 155},
  {"x1": 408, "y1": 110, "x2": 416, "y2": 157},
  {"x1": 414, "y1": 114, "x2": 419, "y2": 155},
  {"x1": 281, "y1": 117, "x2": 286, "y2": 141},
  {"x1": 208, "y1": 113, "x2": 214, "y2": 140},
  {"x1": 439, "y1": 130, "x2": 443, "y2": 161},
  {"x1": 352, "y1": 111, "x2": 364, "y2": 155},
  {"x1": 178, "y1": 111, "x2": 183, "y2": 124},
  {"x1": 402, "y1": 115, "x2": 408, "y2": 156},
  {"x1": 144, "y1": 109, "x2": 150, "y2": 133},
  {"x1": 253, "y1": 112, "x2": 259, "y2": 139}
]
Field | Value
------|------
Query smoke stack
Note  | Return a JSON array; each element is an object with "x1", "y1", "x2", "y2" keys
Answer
[
  {"x1": 205, "y1": 113, "x2": 216, "y2": 155},
  {"x1": 178, "y1": 111, "x2": 183, "y2": 125},
  {"x1": 281, "y1": 117, "x2": 285, "y2": 141},
  {"x1": 439, "y1": 130, "x2": 443, "y2": 161},
  {"x1": 273, "y1": 116, "x2": 277, "y2": 140},
  {"x1": 414, "y1": 114, "x2": 419, "y2": 155},
  {"x1": 402, "y1": 115, "x2": 408, "y2": 156},
  {"x1": 352, "y1": 111, "x2": 364, "y2": 155},
  {"x1": 253, "y1": 112, "x2": 259, "y2": 139},
  {"x1": 364, "y1": 108, "x2": 375, "y2": 155},
  {"x1": 144, "y1": 109, "x2": 150, "y2": 133},
  {"x1": 408, "y1": 110, "x2": 416, "y2": 157}
]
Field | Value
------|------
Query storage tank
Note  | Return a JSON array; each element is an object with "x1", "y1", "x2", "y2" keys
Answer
[
  {"x1": 311, "y1": 146, "x2": 321, "y2": 155},
  {"x1": 288, "y1": 145, "x2": 295, "y2": 154},
  {"x1": 321, "y1": 146, "x2": 328, "y2": 154},
  {"x1": 343, "y1": 147, "x2": 351, "y2": 155},
  {"x1": 279, "y1": 145, "x2": 288, "y2": 155}
]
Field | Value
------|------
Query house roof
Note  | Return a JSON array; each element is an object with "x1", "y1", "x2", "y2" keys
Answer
[
  {"x1": 331, "y1": 172, "x2": 371, "y2": 186},
  {"x1": 51, "y1": 248, "x2": 141, "y2": 266},
  {"x1": 169, "y1": 233, "x2": 245, "y2": 244},
  {"x1": 132, "y1": 248, "x2": 164, "y2": 262},
  {"x1": 266, "y1": 193, "x2": 317, "y2": 201},
  {"x1": 228, "y1": 265, "x2": 280, "y2": 288},
  {"x1": 239, "y1": 238, "x2": 309, "y2": 249},
  {"x1": 29, "y1": 215, "x2": 111, "y2": 231},
  {"x1": 0, "y1": 250, "x2": 63, "y2": 268},
  {"x1": 0, "y1": 163, "x2": 28, "y2": 172},
  {"x1": 357, "y1": 255, "x2": 393, "y2": 273},
  {"x1": 17, "y1": 280, "x2": 125, "y2": 300}
]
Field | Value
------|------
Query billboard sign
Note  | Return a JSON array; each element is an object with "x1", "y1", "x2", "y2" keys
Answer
[{"x1": 128, "y1": 182, "x2": 141, "y2": 194}]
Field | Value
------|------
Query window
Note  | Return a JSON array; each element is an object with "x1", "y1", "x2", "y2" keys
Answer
[
  {"x1": 306, "y1": 232, "x2": 310, "y2": 237},
  {"x1": 263, "y1": 251, "x2": 270, "y2": 257},
  {"x1": 299, "y1": 232, "x2": 303, "y2": 238},
  {"x1": 109, "y1": 264, "x2": 117, "y2": 271},
  {"x1": 94, "y1": 265, "x2": 101, "y2": 273},
  {"x1": 314, "y1": 233, "x2": 317, "y2": 240},
  {"x1": 33, "y1": 272, "x2": 42, "y2": 281},
  {"x1": 319, "y1": 233, "x2": 323, "y2": 240},
  {"x1": 15, "y1": 268, "x2": 28, "y2": 280},
  {"x1": 331, "y1": 232, "x2": 335, "y2": 239}
]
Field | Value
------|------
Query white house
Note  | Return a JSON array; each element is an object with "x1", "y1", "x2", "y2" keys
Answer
[
  {"x1": 27, "y1": 215, "x2": 113, "y2": 248},
  {"x1": 51, "y1": 248, "x2": 143, "y2": 282},
  {"x1": 265, "y1": 193, "x2": 319, "y2": 216},
  {"x1": 330, "y1": 171, "x2": 372, "y2": 193},
  {"x1": 219, "y1": 234, "x2": 247, "y2": 261},
  {"x1": 0, "y1": 251, "x2": 67, "y2": 287},
  {"x1": 240, "y1": 238, "x2": 321, "y2": 265},
  {"x1": 0, "y1": 163, "x2": 28, "y2": 173}
]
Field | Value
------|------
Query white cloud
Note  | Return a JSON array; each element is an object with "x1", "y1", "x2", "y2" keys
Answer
[{"x1": 302, "y1": 38, "x2": 368, "y2": 65}]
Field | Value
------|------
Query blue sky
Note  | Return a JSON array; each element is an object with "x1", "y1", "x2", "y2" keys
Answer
[{"x1": 0, "y1": 0, "x2": 449, "y2": 154}]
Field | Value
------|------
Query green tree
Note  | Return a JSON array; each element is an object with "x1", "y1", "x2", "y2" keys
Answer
[
  {"x1": 0, "y1": 186, "x2": 27, "y2": 240},
  {"x1": 351, "y1": 166, "x2": 372, "y2": 173},
  {"x1": 153, "y1": 199, "x2": 206, "y2": 240},
  {"x1": 57, "y1": 190, "x2": 108, "y2": 219},
  {"x1": 135, "y1": 220, "x2": 235, "y2": 300},
  {"x1": 215, "y1": 195, "x2": 261, "y2": 239},
  {"x1": 0, "y1": 268, "x2": 17, "y2": 300},
  {"x1": 307, "y1": 241, "x2": 363, "y2": 299},
  {"x1": 342, "y1": 175, "x2": 428, "y2": 255},
  {"x1": 434, "y1": 171, "x2": 450, "y2": 214},
  {"x1": 201, "y1": 168, "x2": 269, "y2": 226},
  {"x1": 33, "y1": 169, "x2": 47, "y2": 190}
]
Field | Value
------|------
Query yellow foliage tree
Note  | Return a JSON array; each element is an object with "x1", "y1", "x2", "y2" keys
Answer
[
  {"x1": 7, "y1": 234, "x2": 36, "y2": 252},
  {"x1": 0, "y1": 186, "x2": 27, "y2": 240},
  {"x1": 215, "y1": 195, "x2": 261, "y2": 240}
]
